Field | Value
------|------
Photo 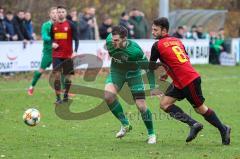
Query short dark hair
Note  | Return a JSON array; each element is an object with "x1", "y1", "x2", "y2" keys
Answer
[
  {"x1": 153, "y1": 17, "x2": 169, "y2": 31},
  {"x1": 57, "y1": 5, "x2": 67, "y2": 10},
  {"x1": 6, "y1": 11, "x2": 13, "y2": 15},
  {"x1": 191, "y1": 25, "x2": 197, "y2": 29},
  {"x1": 18, "y1": 10, "x2": 25, "y2": 13},
  {"x1": 112, "y1": 26, "x2": 128, "y2": 38},
  {"x1": 178, "y1": 26, "x2": 183, "y2": 30},
  {"x1": 121, "y1": 12, "x2": 127, "y2": 17},
  {"x1": 218, "y1": 28, "x2": 224, "y2": 31}
]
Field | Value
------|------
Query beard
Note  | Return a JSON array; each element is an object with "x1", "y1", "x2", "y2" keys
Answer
[{"x1": 155, "y1": 35, "x2": 163, "y2": 39}]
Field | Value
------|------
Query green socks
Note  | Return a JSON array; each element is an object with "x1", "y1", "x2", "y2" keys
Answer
[
  {"x1": 108, "y1": 100, "x2": 129, "y2": 126},
  {"x1": 141, "y1": 108, "x2": 154, "y2": 135},
  {"x1": 31, "y1": 71, "x2": 42, "y2": 87},
  {"x1": 108, "y1": 100, "x2": 154, "y2": 135}
]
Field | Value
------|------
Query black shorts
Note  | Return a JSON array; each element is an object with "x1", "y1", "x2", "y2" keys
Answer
[
  {"x1": 165, "y1": 77, "x2": 205, "y2": 108},
  {"x1": 52, "y1": 58, "x2": 74, "y2": 75}
]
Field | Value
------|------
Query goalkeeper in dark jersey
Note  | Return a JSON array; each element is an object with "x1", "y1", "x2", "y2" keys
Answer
[{"x1": 104, "y1": 26, "x2": 156, "y2": 144}]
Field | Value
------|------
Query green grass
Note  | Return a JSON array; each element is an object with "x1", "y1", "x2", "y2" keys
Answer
[{"x1": 0, "y1": 65, "x2": 240, "y2": 159}]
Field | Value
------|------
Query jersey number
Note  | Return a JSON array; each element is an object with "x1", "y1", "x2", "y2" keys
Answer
[{"x1": 172, "y1": 46, "x2": 188, "y2": 63}]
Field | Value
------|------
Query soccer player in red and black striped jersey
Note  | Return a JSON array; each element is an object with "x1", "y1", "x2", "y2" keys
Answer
[
  {"x1": 149, "y1": 17, "x2": 230, "y2": 145},
  {"x1": 51, "y1": 6, "x2": 79, "y2": 104}
]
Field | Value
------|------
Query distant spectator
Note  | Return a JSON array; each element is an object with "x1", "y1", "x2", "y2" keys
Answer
[
  {"x1": 196, "y1": 25, "x2": 208, "y2": 39},
  {"x1": 88, "y1": 7, "x2": 99, "y2": 40},
  {"x1": 24, "y1": 11, "x2": 36, "y2": 40},
  {"x1": 67, "y1": 7, "x2": 78, "y2": 28},
  {"x1": 172, "y1": 26, "x2": 184, "y2": 39},
  {"x1": 218, "y1": 28, "x2": 225, "y2": 40},
  {"x1": 99, "y1": 15, "x2": 112, "y2": 39},
  {"x1": 209, "y1": 29, "x2": 225, "y2": 65},
  {"x1": 14, "y1": 10, "x2": 30, "y2": 41},
  {"x1": 4, "y1": 11, "x2": 18, "y2": 41},
  {"x1": 129, "y1": 8, "x2": 149, "y2": 39},
  {"x1": 119, "y1": 12, "x2": 134, "y2": 38},
  {"x1": 78, "y1": 8, "x2": 94, "y2": 40},
  {"x1": 182, "y1": 25, "x2": 189, "y2": 38},
  {"x1": 186, "y1": 25, "x2": 198, "y2": 40},
  {"x1": 0, "y1": 6, "x2": 7, "y2": 41}
]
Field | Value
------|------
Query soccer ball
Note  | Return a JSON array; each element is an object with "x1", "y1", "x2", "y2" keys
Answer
[{"x1": 23, "y1": 108, "x2": 41, "y2": 126}]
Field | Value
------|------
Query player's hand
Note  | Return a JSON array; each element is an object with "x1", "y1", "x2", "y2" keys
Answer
[
  {"x1": 12, "y1": 35, "x2": 18, "y2": 41},
  {"x1": 52, "y1": 42, "x2": 59, "y2": 49},
  {"x1": 160, "y1": 74, "x2": 168, "y2": 81},
  {"x1": 71, "y1": 52, "x2": 77, "y2": 58},
  {"x1": 150, "y1": 88, "x2": 164, "y2": 98}
]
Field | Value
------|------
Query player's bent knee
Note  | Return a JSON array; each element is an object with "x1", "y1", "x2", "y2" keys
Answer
[
  {"x1": 104, "y1": 93, "x2": 116, "y2": 105},
  {"x1": 160, "y1": 100, "x2": 171, "y2": 111},
  {"x1": 194, "y1": 104, "x2": 208, "y2": 114},
  {"x1": 135, "y1": 99, "x2": 147, "y2": 112}
]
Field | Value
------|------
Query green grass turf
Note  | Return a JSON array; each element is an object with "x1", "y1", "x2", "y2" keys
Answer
[{"x1": 0, "y1": 65, "x2": 240, "y2": 159}]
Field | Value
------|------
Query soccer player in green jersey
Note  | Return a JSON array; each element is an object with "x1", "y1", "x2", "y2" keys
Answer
[
  {"x1": 104, "y1": 26, "x2": 156, "y2": 144},
  {"x1": 28, "y1": 7, "x2": 58, "y2": 95}
]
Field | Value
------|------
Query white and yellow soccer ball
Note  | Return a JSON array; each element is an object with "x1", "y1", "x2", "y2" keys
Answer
[{"x1": 23, "y1": 108, "x2": 41, "y2": 126}]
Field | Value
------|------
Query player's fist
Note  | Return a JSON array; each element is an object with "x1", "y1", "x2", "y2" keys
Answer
[
  {"x1": 150, "y1": 88, "x2": 163, "y2": 98},
  {"x1": 52, "y1": 42, "x2": 59, "y2": 49}
]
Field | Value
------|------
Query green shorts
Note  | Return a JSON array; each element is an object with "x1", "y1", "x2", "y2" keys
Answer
[
  {"x1": 40, "y1": 52, "x2": 52, "y2": 69},
  {"x1": 105, "y1": 68, "x2": 145, "y2": 99}
]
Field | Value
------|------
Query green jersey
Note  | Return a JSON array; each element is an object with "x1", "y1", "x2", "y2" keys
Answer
[
  {"x1": 41, "y1": 20, "x2": 53, "y2": 54},
  {"x1": 106, "y1": 33, "x2": 155, "y2": 89},
  {"x1": 106, "y1": 33, "x2": 148, "y2": 70}
]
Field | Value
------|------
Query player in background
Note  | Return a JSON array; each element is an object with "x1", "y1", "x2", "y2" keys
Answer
[
  {"x1": 104, "y1": 26, "x2": 156, "y2": 144},
  {"x1": 28, "y1": 7, "x2": 59, "y2": 95},
  {"x1": 51, "y1": 6, "x2": 79, "y2": 104},
  {"x1": 149, "y1": 17, "x2": 230, "y2": 145}
]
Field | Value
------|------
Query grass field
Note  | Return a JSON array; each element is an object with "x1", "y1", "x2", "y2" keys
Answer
[{"x1": 0, "y1": 65, "x2": 240, "y2": 159}]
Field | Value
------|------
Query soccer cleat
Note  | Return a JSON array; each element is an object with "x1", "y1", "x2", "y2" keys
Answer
[
  {"x1": 116, "y1": 125, "x2": 132, "y2": 138},
  {"x1": 221, "y1": 125, "x2": 231, "y2": 145},
  {"x1": 186, "y1": 123, "x2": 203, "y2": 142},
  {"x1": 55, "y1": 97, "x2": 63, "y2": 105},
  {"x1": 61, "y1": 90, "x2": 76, "y2": 97},
  {"x1": 27, "y1": 87, "x2": 34, "y2": 96},
  {"x1": 147, "y1": 134, "x2": 157, "y2": 144},
  {"x1": 63, "y1": 94, "x2": 69, "y2": 102}
]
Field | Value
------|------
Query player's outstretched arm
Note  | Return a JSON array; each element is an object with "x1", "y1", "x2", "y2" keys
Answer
[{"x1": 147, "y1": 42, "x2": 162, "y2": 90}]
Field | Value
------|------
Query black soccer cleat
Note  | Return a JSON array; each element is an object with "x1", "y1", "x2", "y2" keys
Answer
[
  {"x1": 221, "y1": 125, "x2": 231, "y2": 145},
  {"x1": 186, "y1": 123, "x2": 203, "y2": 142},
  {"x1": 63, "y1": 94, "x2": 69, "y2": 102},
  {"x1": 55, "y1": 98, "x2": 63, "y2": 105}
]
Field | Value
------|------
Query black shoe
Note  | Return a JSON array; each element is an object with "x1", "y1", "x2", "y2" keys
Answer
[
  {"x1": 186, "y1": 123, "x2": 203, "y2": 142},
  {"x1": 55, "y1": 98, "x2": 62, "y2": 105},
  {"x1": 63, "y1": 94, "x2": 69, "y2": 102},
  {"x1": 221, "y1": 125, "x2": 231, "y2": 145}
]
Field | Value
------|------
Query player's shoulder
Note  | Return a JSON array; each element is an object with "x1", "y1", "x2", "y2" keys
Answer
[
  {"x1": 158, "y1": 36, "x2": 182, "y2": 46},
  {"x1": 42, "y1": 20, "x2": 52, "y2": 27},
  {"x1": 151, "y1": 41, "x2": 159, "y2": 49},
  {"x1": 105, "y1": 33, "x2": 114, "y2": 51},
  {"x1": 127, "y1": 40, "x2": 144, "y2": 54},
  {"x1": 106, "y1": 33, "x2": 112, "y2": 43},
  {"x1": 128, "y1": 40, "x2": 141, "y2": 49}
]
